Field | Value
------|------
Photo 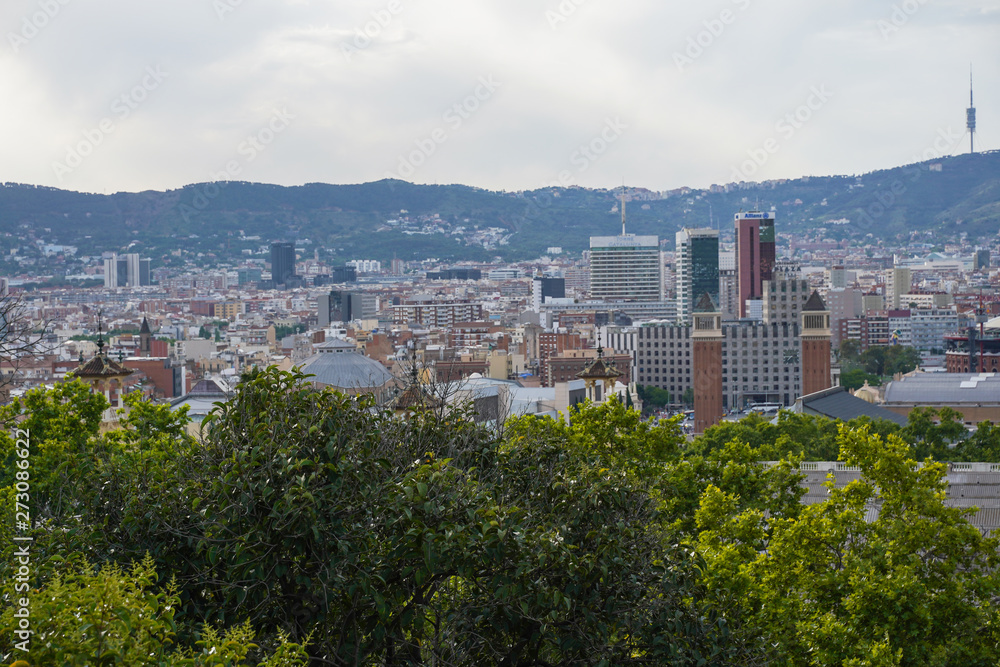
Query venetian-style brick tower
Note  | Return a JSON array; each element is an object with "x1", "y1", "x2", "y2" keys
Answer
[
  {"x1": 801, "y1": 290, "x2": 832, "y2": 397},
  {"x1": 693, "y1": 292, "x2": 724, "y2": 434}
]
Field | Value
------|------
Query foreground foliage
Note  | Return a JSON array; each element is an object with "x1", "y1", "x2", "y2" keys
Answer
[
  {"x1": 697, "y1": 425, "x2": 1000, "y2": 664},
  {"x1": 2, "y1": 368, "x2": 1000, "y2": 665}
]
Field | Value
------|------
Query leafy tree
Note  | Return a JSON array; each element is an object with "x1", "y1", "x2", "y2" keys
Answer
[
  {"x1": 636, "y1": 384, "x2": 670, "y2": 413},
  {"x1": 0, "y1": 555, "x2": 309, "y2": 666},
  {"x1": 883, "y1": 345, "x2": 922, "y2": 376},
  {"x1": 149, "y1": 370, "x2": 737, "y2": 663},
  {"x1": 272, "y1": 324, "x2": 306, "y2": 340},
  {"x1": 696, "y1": 425, "x2": 1000, "y2": 665},
  {"x1": 682, "y1": 387, "x2": 695, "y2": 406},
  {"x1": 950, "y1": 420, "x2": 1000, "y2": 462},
  {"x1": 858, "y1": 345, "x2": 921, "y2": 378},
  {"x1": 0, "y1": 379, "x2": 108, "y2": 515},
  {"x1": 838, "y1": 339, "x2": 862, "y2": 362},
  {"x1": 660, "y1": 438, "x2": 806, "y2": 539},
  {"x1": 902, "y1": 406, "x2": 967, "y2": 460},
  {"x1": 860, "y1": 345, "x2": 887, "y2": 375},
  {"x1": 690, "y1": 411, "x2": 902, "y2": 462},
  {"x1": 840, "y1": 368, "x2": 881, "y2": 391}
]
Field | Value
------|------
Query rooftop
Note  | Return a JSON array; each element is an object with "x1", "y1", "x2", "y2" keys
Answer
[{"x1": 885, "y1": 373, "x2": 1000, "y2": 405}]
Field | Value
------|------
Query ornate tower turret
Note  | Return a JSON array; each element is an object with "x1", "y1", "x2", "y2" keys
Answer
[
  {"x1": 74, "y1": 321, "x2": 133, "y2": 424},
  {"x1": 576, "y1": 335, "x2": 622, "y2": 404}
]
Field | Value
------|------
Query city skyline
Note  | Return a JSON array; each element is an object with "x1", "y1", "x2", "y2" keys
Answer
[{"x1": 0, "y1": 1, "x2": 996, "y2": 195}]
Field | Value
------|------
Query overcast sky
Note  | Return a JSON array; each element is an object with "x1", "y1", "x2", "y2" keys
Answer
[{"x1": 1, "y1": 0, "x2": 997, "y2": 194}]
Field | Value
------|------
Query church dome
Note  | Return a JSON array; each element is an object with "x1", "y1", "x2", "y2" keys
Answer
[{"x1": 299, "y1": 349, "x2": 394, "y2": 396}]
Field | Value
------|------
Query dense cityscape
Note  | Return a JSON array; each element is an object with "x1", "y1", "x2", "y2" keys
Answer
[
  {"x1": 2, "y1": 184, "x2": 998, "y2": 422},
  {"x1": 3, "y1": 0, "x2": 1000, "y2": 664}
]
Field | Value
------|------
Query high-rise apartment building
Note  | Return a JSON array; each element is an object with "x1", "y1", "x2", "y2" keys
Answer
[
  {"x1": 588, "y1": 234, "x2": 661, "y2": 302},
  {"x1": 531, "y1": 277, "x2": 566, "y2": 310},
  {"x1": 735, "y1": 210, "x2": 776, "y2": 318},
  {"x1": 719, "y1": 251, "x2": 738, "y2": 320},
  {"x1": 886, "y1": 267, "x2": 912, "y2": 310},
  {"x1": 635, "y1": 319, "x2": 804, "y2": 410},
  {"x1": 270, "y1": 242, "x2": 296, "y2": 286},
  {"x1": 761, "y1": 263, "x2": 809, "y2": 326},
  {"x1": 318, "y1": 291, "x2": 364, "y2": 326},
  {"x1": 675, "y1": 228, "x2": 719, "y2": 324},
  {"x1": 103, "y1": 253, "x2": 150, "y2": 288}
]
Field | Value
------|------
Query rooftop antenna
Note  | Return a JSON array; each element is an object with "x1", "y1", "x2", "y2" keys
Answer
[
  {"x1": 967, "y1": 64, "x2": 977, "y2": 154},
  {"x1": 96, "y1": 310, "x2": 105, "y2": 356},
  {"x1": 709, "y1": 202, "x2": 715, "y2": 230},
  {"x1": 620, "y1": 181, "x2": 627, "y2": 236}
]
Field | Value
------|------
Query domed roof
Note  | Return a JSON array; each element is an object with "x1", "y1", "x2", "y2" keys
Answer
[{"x1": 300, "y1": 350, "x2": 394, "y2": 392}]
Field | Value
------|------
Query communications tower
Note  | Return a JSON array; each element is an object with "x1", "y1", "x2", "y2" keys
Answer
[{"x1": 968, "y1": 66, "x2": 976, "y2": 154}]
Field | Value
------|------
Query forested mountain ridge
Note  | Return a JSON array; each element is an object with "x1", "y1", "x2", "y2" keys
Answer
[{"x1": 2, "y1": 150, "x2": 999, "y2": 265}]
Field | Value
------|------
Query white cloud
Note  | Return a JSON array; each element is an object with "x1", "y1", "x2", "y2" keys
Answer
[{"x1": 0, "y1": 0, "x2": 996, "y2": 193}]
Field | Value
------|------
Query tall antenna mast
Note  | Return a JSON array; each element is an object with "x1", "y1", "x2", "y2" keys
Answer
[
  {"x1": 968, "y1": 64, "x2": 977, "y2": 154},
  {"x1": 620, "y1": 182, "x2": 626, "y2": 236}
]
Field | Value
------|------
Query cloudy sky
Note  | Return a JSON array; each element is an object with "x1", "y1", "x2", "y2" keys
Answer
[{"x1": 1, "y1": 0, "x2": 997, "y2": 194}]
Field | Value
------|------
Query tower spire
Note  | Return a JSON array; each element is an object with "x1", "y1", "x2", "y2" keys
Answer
[
  {"x1": 968, "y1": 64, "x2": 977, "y2": 154},
  {"x1": 620, "y1": 182, "x2": 626, "y2": 236},
  {"x1": 96, "y1": 310, "x2": 105, "y2": 356}
]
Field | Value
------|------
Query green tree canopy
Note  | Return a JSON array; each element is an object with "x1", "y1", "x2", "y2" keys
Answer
[{"x1": 696, "y1": 424, "x2": 1000, "y2": 665}]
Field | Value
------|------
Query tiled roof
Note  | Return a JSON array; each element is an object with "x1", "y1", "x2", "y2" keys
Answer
[
  {"x1": 576, "y1": 356, "x2": 622, "y2": 381},
  {"x1": 798, "y1": 386, "x2": 907, "y2": 426},
  {"x1": 694, "y1": 292, "x2": 717, "y2": 313},
  {"x1": 885, "y1": 373, "x2": 1000, "y2": 405},
  {"x1": 74, "y1": 354, "x2": 133, "y2": 379},
  {"x1": 803, "y1": 291, "x2": 827, "y2": 312}
]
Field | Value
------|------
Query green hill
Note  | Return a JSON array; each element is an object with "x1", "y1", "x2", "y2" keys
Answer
[{"x1": 2, "y1": 150, "x2": 999, "y2": 265}]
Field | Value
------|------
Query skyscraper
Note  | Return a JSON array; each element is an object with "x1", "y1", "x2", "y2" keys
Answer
[
  {"x1": 735, "y1": 210, "x2": 776, "y2": 318},
  {"x1": 675, "y1": 227, "x2": 719, "y2": 324},
  {"x1": 587, "y1": 187, "x2": 662, "y2": 303},
  {"x1": 532, "y1": 276, "x2": 566, "y2": 310},
  {"x1": 270, "y1": 242, "x2": 296, "y2": 286},
  {"x1": 318, "y1": 290, "x2": 364, "y2": 326},
  {"x1": 103, "y1": 253, "x2": 150, "y2": 288},
  {"x1": 588, "y1": 235, "x2": 661, "y2": 302},
  {"x1": 887, "y1": 267, "x2": 912, "y2": 310}
]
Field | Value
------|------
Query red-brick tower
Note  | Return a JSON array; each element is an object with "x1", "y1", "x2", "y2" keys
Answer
[
  {"x1": 693, "y1": 293, "x2": 724, "y2": 434},
  {"x1": 801, "y1": 291, "x2": 832, "y2": 396}
]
